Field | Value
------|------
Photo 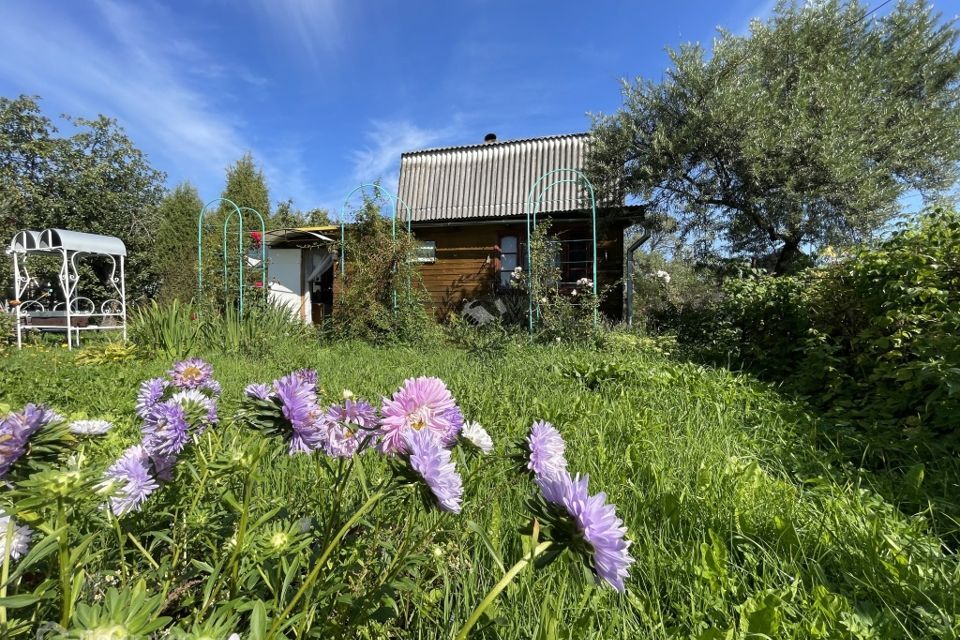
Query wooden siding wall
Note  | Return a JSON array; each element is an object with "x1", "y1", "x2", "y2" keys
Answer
[{"x1": 412, "y1": 221, "x2": 626, "y2": 320}]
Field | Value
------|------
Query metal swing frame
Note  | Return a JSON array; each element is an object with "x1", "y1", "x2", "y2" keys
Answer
[{"x1": 8, "y1": 228, "x2": 128, "y2": 350}]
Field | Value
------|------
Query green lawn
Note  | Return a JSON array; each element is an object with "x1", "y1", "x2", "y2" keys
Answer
[{"x1": 1, "y1": 339, "x2": 957, "y2": 638}]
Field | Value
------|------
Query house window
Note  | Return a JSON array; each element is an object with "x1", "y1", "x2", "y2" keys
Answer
[
  {"x1": 498, "y1": 235, "x2": 518, "y2": 286},
  {"x1": 414, "y1": 240, "x2": 436, "y2": 263}
]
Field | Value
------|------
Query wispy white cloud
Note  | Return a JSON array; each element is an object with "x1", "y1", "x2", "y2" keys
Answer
[
  {"x1": 248, "y1": 0, "x2": 343, "y2": 63},
  {"x1": 0, "y1": 0, "x2": 318, "y2": 207},
  {"x1": 350, "y1": 119, "x2": 462, "y2": 193}
]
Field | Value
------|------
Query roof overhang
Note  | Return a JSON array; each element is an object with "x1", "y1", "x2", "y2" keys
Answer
[
  {"x1": 265, "y1": 228, "x2": 336, "y2": 248},
  {"x1": 8, "y1": 228, "x2": 126, "y2": 256}
]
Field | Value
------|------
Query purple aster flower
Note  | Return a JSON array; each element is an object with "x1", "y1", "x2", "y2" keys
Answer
[
  {"x1": 293, "y1": 369, "x2": 318, "y2": 388},
  {"x1": 440, "y1": 406, "x2": 464, "y2": 447},
  {"x1": 379, "y1": 377, "x2": 458, "y2": 455},
  {"x1": 168, "y1": 358, "x2": 214, "y2": 390},
  {"x1": 322, "y1": 399, "x2": 377, "y2": 458},
  {"x1": 202, "y1": 378, "x2": 223, "y2": 397},
  {"x1": 319, "y1": 414, "x2": 361, "y2": 458},
  {"x1": 527, "y1": 421, "x2": 567, "y2": 481},
  {"x1": 141, "y1": 400, "x2": 190, "y2": 457},
  {"x1": 405, "y1": 428, "x2": 463, "y2": 514},
  {"x1": 327, "y1": 399, "x2": 378, "y2": 430},
  {"x1": 171, "y1": 389, "x2": 219, "y2": 426},
  {"x1": 537, "y1": 472, "x2": 634, "y2": 592},
  {"x1": 150, "y1": 452, "x2": 177, "y2": 483},
  {"x1": 99, "y1": 445, "x2": 159, "y2": 516},
  {"x1": 274, "y1": 373, "x2": 325, "y2": 455},
  {"x1": 0, "y1": 404, "x2": 56, "y2": 478},
  {"x1": 135, "y1": 378, "x2": 168, "y2": 419},
  {"x1": 245, "y1": 383, "x2": 276, "y2": 401},
  {"x1": 0, "y1": 510, "x2": 33, "y2": 565}
]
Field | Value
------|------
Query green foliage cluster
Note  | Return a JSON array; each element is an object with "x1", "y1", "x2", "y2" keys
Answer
[
  {"x1": 522, "y1": 223, "x2": 607, "y2": 343},
  {"x1": 332, "y1": 197, "x2": 437, "y2": 344},
  {"x1": 131, "y1": 299, "x2": 314, "y2": 359},
  {"x1": 588, "y1": 0, "x2": 960, "y2": 271},
  {"x1": 154, "y1": 183, "x2": 204, "y2": 304},
  {"x1": 0, "y1": 95, "x2": 166, "y2": 299},
  {"x1": 666, "y1": 210, "x2": 960, "y2": 526},
  {"x1": 1, "y1": 337, "x2": 959, "y2": 637}
]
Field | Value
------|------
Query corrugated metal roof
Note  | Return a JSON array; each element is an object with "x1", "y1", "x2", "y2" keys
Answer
[{"x1": 398, "y1": 133, "x2": 594, "y2": 222}]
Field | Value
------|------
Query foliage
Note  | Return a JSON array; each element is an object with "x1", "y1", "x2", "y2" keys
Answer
[
  {"x1": 521, "y1": 223, "x2": 607, "y2": 343},
  {"x1": 0, "y1": 94, "x2": 166, "y2": 298},
  {"x1": 154, "y1": 182, "x2": 204, "y2": 304},
  {"x1": 74, "y1": 340, "x2": 139, "y2": 366},
  {"x1": 332, "y1": 196, "x2": 436, "y2": 344},
  {"x1": 588, "y1": 0, "x2": 960, "y2": 272},
  {"x1": 270, "y1": 198, "x2": 333, "y2": 230},
  {"x1": 131, "y1": 299, "x2": 314, "y2": 359},
  {"x1": 668, "y1": 209, "x2": 960, "y2": 530},
  {"x1": 1, "y1": 337, "x2": 959, "y2": 638}
]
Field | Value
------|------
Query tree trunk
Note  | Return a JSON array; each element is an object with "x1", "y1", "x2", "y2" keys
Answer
[{"x1": 773, "y1": 239, "x2": 803, "y2": 275}]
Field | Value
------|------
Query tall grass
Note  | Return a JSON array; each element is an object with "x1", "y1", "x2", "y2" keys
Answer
[{"x1": 1, "y1": 341, "x2": 958, "y2": 637}]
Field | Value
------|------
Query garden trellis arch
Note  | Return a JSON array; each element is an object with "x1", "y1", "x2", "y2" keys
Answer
[
  {"x1": 196, "y1": 198, "x2": 267, "y2": 316},
  {"x1": 524, "y1": 168, "x2": 599, "y2": 335},
  {"x1": 338, "y1": 183, "x2": 413, "y2": 309}
]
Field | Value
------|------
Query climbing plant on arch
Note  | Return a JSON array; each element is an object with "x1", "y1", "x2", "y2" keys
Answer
[
  {"x1": 524, "y1": 168, "x2": 599, "y2": 335},
  {"x1": 338, "y1": 183, "x2": 413, "y2": 310},
  {"x1": 196, "y1": 197, "x2": 267, "y2": 315}
]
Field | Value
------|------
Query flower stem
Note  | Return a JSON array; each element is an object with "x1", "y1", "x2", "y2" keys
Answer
[
  {"x1": 57, "y1": 498, "x2": 72, "y2": 627},
  {"x1": 454, "y1": 540, "x2": 554, "y2": 640},
  {"x1": 228, "y1": 467, "x2": 256, "y2": 598},
  {"x1": 265, "y1": 490, "x2": 386, "y2": 639},
  {"x1": 0, "y1": 516, "x2": 14, "y2": 625}
]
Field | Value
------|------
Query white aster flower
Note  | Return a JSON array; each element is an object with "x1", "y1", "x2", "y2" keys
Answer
[
  {"x1": 0, "y1": 511, "x2": 33, "y2": 565},
  {"x1": 69, "y1": 419, "x2": 114, "y2": 436},
  {"x1": 461, "y1": 421, "x2": 493, "y2": 454}
]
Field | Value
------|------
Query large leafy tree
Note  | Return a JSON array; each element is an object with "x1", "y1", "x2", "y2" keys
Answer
[
  {"x1": 1, "y1": 95, "x2": 166, "y2": 297},
  {"x1": 154, "y1": 182, "x2": 203, "y2": 303},
  {"x1": 588, "y1": 0, "x2": 960, "y2": 272}
]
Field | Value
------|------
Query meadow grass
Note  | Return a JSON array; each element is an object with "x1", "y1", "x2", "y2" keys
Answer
[{"x1": 1, "y1": 338, "x2": 957, "y2": 638}]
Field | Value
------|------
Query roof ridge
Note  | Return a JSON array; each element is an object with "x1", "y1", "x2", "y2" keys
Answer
[{"x1": 400, "y1": 132, "x2": 590, "y2": 157}]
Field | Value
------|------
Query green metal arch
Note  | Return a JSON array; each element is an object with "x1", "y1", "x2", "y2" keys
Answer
[
  {"x1": 523, "y1": 168, "x2": 599, "y2": 335},
  {"x1": 196, "y1": 198, "x2": 267, "y2": 316},
  {"x1": 338, "y1": 184, "x2": 414, "y2": 311},
  {"x1": 337, "y1": 183, "x2": 412, "y2": 284},
  {"x1": 223, "y1": 206, "x2": 267, "y2": 316}
]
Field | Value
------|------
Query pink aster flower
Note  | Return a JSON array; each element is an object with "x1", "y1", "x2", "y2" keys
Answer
[{"x1": 378, "y1": 377, "x2": 458, "y2": 455}]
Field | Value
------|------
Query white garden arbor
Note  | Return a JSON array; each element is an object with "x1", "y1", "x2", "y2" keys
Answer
[{"x1": 8, "y1": 228, "x2": 127, "y2": 350}]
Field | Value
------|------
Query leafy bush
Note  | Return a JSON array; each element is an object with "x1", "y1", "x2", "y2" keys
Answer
[
  {"x1": 332, "y1": 198, "x2": 437, "y2": 344},
  {"x1": 670, "y1": 210, "x2": 960, "y2": 507}
]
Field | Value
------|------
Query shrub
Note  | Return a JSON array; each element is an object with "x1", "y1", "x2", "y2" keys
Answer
[
  {"x1": 673, "y1": 209, "x2": 960, "y2": 455},
  {"x1": 332, "y1": 198, "x2": 437, "y2": 344}
]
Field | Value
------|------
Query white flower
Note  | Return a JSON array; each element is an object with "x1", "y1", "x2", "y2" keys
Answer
[
  {"x1": 228, "y1": 635, "x2": 241, "y2": 640},
  {"x1": 653, "y1": 270, "x2": 672, "y2": 284},
  {"x1": 461, "y1": 421, "x2": 493, "y2": 454},
  {"x1": 576, "y1": 277, "x2": 592, "y2": 288},
  {"x1": 0, "y1": 511, "x2": 33, "y2": 565},
  {"x1": 342, "y1": 389, "x2": 355, "y2": 400},
  {"x1": 570, "y1": 289, "x2": 578, "y2": 296},
  {"x1": 69, "y1": 419, "x2": 114, "y2": 436}
]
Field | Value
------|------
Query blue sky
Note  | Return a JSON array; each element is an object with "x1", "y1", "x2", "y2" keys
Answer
[{"x1": 0, "y1": 0, "x2": 898, "y2": 215}]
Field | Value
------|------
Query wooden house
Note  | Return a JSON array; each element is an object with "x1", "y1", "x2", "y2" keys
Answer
[{"x1": 397, "y1": 132, "x2": 632, "y2": 319}]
